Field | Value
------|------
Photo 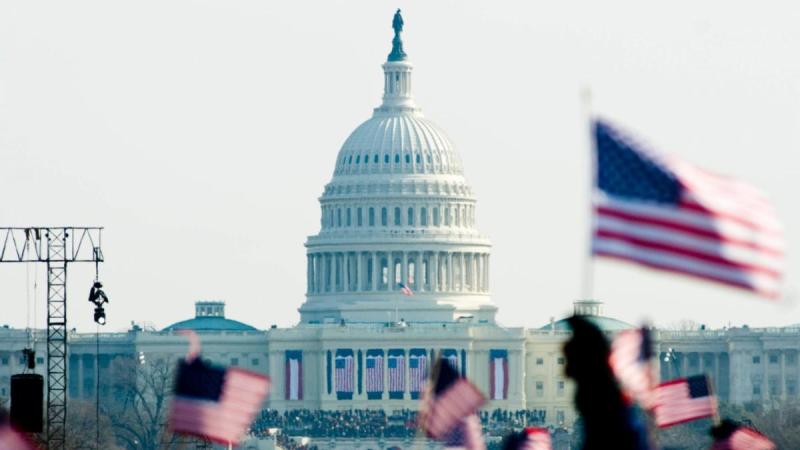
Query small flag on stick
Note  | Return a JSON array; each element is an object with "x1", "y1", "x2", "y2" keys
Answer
[
  {"x1": 710, "y1": 419, "x2": 775, "y2": 450},
  {"x1": 420, "y1": 358, "x2": 486, "y2": 448},
  {"x1": 653, "y1": 375, "x2": 717, "y2": 428},
  {"x1": 609, "y1": 327, "x2": 657, "y2": 409},
  {"x1": 168, "y1": 357, "x2": 271, "y2": 444},
  {"x1": 398, "y1": 282, "x2": 414, "y2": 296}
]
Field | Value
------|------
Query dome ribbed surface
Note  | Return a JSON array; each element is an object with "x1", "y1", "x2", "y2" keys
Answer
[{"x1": 334, "y1": 114, "x2": 463, "y2": 176}]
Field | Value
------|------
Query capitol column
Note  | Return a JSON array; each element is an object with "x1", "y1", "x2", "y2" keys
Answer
[
  {"x1": 321, "y1": 253, "x2": 328, "y2": 292},
  {"x1": 372, "y1": 252, "x2": 379, "y2": 291},
  {"x1": 471, "y1": 253, "x2": 478, "y2": 291},
  {"x1": 459, "y1": 253, "x2": 466, "y2": 291},
  {"x1": 389, "y1": 252, "x2": 396, "y2": 290},
  {"x1": 401, "y1": 252, "x2": 409, "y2": 286},
  {"x1": 780, "y1": 351, "x2": 786, "y2": 401},
  {"x1": 447, "y1": 253, "x2": 454, "y2": 291},
  {"x1": 415, "y1": 252, "x2": 423, "y2": 291},
  {"x1": 306, "y1": 254, "x2": 313, "y2": 293},
  {"x1": 430, "y1": 252, "x2": 438, "y2": 292},
  {"x1": 343, "y1": 253, "x2": 350, "y2": 292}
]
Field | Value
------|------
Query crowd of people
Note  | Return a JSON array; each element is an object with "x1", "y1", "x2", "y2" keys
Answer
[{"x1": 251, "y1": 408, "x2": 549, "y2": 440}]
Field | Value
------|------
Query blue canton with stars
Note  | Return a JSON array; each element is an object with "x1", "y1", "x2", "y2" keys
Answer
[{"x1": 594, "y1": 120, "x2": 682, "y2": 204}]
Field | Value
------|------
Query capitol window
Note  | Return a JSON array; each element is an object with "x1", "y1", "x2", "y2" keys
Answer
[
  {"x1": 788, "y1": 353, "x2": 798, "y2": 365},
  {"x1": 405, "y1": 154, "x2": 410, "y2": 164},
  {"x1": 369, "y1": 208, "x2": 375, "y2": 226},
  {"x1": 395, "y1": 154, "x2": 400, "y2": 163},
  {"x1": 753, "y1": 356, "x2": 761, "y2": 364},
  {"x1": 231, "y1": 358, "x2": 239, "y2": 366},
  {"x1": 420, "y1": 207, "x2": 427, "y2": 226},
  {"x1": 357, "y1": 208, "x2": 363, "y2": 226},
  {"x1": 433, "y1": 207, "x2": 440, "y2": 226},
  {"x1": 535, "y1": 381, "x2": 544, "y2": 396},
  {"x1": 381, "y1": 208, "x2": 388, "y2": 226},
  {"x1": 385, "y1": 154, "x2": 389, "y2": 163},
  {"x1": 445, "y1": 208, "x2": 451, "y2": 226},
  {"x1": 394, "y1": 207, "x2": 401, "y2": 226},
  {"x1": 407, "y1": 207, "x2": 414, "y2": 226},
  {"x1": 536, "y1": 358, "x2": 544, "y2": 365},
  {"x1": 416, "y1": 154, "x2": 421, "y2": 163},
  {"x1": 337, "y1": 209, "x2": 342, "y2": 227},
  {"x1": 347, "y1": 208, "x2": 352, "y2": 226},
  {"x1": 769, "y1": 354, "x2": 779, "y2": 364},
  {"x1": 557, "y1": 381, "x2": 565, "y2": 396},
  {"x1": 356, "y1": 155, "x2": 360, "y2": 164},
  {"x1": 374, "y1": 154, "x2": 378, "y2": 163}
]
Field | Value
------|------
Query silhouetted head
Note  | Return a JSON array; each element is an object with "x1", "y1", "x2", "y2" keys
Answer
[
  {"x1": 564, "y1": 315, "x2": 612, "y2": 382},
  {"x1": 710, "y1": 419, "x2": 740, "y2": 441},
  {"x1": 500, "y1": 429, "x2": 526, "y2": 450}
]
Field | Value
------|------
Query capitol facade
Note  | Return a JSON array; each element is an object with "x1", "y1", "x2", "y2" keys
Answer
[{"x1": 2, "y1": 12, "x2": 800, "y2": 437}]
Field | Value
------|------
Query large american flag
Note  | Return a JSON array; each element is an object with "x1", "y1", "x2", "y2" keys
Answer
[
  {"x1": 592, "y1": 119, "x2": 784, "y2": 298},
  {"x1": 168, "y1": 358, "x2": 271, "y2": 445},
  {"x1": 409, "y1": 353, "x2": 428, "y2": 396},
  {"x1": 711, "y1": 427, "x2": 775, "y2": 450},
  {"x1": 335, "y1": 355, "x2": 354, "y2": 394},
  {"x1": 388, "y1": 352, "x2": 405, "y2": 394},
  {"x1": 366, "y1": 354, "x2": 384, "y2": 395},
  {"x1": 653, "y1": 375, "x2": 717, "y2": 428},
  {"x1": 609, "y1": 327, "x2": 657, "y2": 409}
]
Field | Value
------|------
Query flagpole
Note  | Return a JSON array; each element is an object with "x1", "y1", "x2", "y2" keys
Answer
[{"x1": 580, "y1": 86, "x2": 596, "y2": 301}]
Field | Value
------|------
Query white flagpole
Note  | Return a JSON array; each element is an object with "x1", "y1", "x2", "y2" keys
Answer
[{"x1": 580, "y1": 86, "x2": 596, "y2": 301}]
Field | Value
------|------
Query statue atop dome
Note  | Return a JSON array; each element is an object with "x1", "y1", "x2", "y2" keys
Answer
[{"x1": 388, "y1": 9, "x2": 407, "y2": 62}]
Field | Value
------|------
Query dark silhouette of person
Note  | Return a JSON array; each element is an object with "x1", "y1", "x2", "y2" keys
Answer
[{"x1": 564, "y1": 315, "x2": 652, "y2": 450}]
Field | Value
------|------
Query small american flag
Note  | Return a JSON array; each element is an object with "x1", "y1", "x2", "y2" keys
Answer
[
  {"x1": 398, "y1": 282, "x2": 414, "y2": 296},
  {"x1": 653, "y1": 375, "x2": 717, "y2": 428},
  {"x1": 442, "y1": 414, "x2": 486, "y2": 450},
  {"x1": 711, "y1": 427, "x2": 775, "y2": 450},
  {"x1": 592, "y1": 119, "x2": 784, "y2": 298},
  {"x1": 388, "y1": 352, "x2": 405, "y2": 395},
  {"x1": 168, "y1": 358, "x2": 271, "y2": 445},
  {"x1": 366, "y1": 354, "x2": 384, "y2": 396},
  {"x1": 335, "y1": 355, "x2": 354, "y2": 394},
  {"x1": 520, "y1": 427, "x2": 552, "y2": 450},
  {"x1": 0, "y1": 421, "x2": 35, "y2": 450},
  {"x1": 609, "y1": 327, "x2": 657, "y2": 409},
  {"x1": 421, "y1": 358, "x2": 486, "y2": 443}
]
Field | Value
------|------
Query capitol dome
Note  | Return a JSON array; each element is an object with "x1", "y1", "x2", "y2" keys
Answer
[{"x1": 299, "y1": 11, "x2": 494, "y2": 324}]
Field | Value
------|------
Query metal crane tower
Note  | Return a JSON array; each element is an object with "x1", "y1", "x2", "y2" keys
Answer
[{"x1": 0, "y1": 227, "x2": 104, "y2": 449}]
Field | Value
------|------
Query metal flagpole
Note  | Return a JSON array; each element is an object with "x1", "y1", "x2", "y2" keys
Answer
[{"x1": 580, "y1": 86, "x2": 597, "y2": 301}]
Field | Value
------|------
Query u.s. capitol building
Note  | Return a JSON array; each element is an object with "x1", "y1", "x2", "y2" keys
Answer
[{"x1": 2, "y1": 11, "x2": 799, "y2": 435}]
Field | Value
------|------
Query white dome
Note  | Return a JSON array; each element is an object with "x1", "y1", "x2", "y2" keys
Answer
[
  {"x1": 300, "y1": 14, "x2": 495, "y2": 325},
  {"x1": 334, "y1": 113, "x2": 463, "y2": 176}
]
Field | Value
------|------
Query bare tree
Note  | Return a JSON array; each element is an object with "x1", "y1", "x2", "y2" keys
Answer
[{"x1": 106, "y1": 357, "x2": 182, "y2": 450}]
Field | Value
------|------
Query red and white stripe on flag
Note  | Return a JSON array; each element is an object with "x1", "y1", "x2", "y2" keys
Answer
[
  {"x1": 0, "y1": 424, "x2": 35, "y2": 450},
  {"x1": 521, "y1": 427, "x2": 552, "y2": 450},
  {"x1": 727, "y1": 428, "x2": 775, "y2": 450},
  {"x1": 489, "y1": 351, "x2": 508, "y2": 400},
  {"x1": 592, "y1": 120, "x2": 785, "y2": 298},
  {"x1": 609, "y1": 329, "x2": 657, "y2": 409},
  {"x1": 335, "y1": 355, "x2": 354, "y2": 393},
  {"x1": 424, "y1": 379, "x2": 486, "y2": 439},
  {"x1": 170, "y1": 368, "x2": 271, "y2": 445},
  {"x1": 366, "y1": 355, "x2": 384, "y2": 393},
  {"x1": 652, "y1": 377, "x2": 717, "y2": 428}
]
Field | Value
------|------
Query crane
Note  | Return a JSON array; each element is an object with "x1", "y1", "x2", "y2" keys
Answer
[{"x1": 0, "y1": 227, "x2": 104, "y2": 450}]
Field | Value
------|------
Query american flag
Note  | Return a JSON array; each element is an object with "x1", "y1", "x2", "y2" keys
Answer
[
  {"x1": 366, "y1": 354, "x2": 384, "y2": 395},
  {"x1": 398, "y1": 282, "x2": 414, "y2": 296},
  {"x1": 285, "y1": 351, "x2": 302, "y2": 401},
  {"x1": 0, "y1": 422, "x2": 35, "y2": 450},
  {"x1": 335, "y1": 355, "x2": 354, "y2": 394},
  {"x1": 443, "y1": 349, "x2": 459, "y2": 371},
  {"x1": 421, "y1": 358, "x2": 486, "y2": 443},
  {"x1": 592, "y1": 119, "x2": 784, "y2": 298},
  {"x1": 409, "y1": 353, "x2": 428, "y2": 396},
  {"x1": 711, "y1": 427, "x2": 775, "y2": 450},
  {"x1": 489, "y1": 350, "x2": 508, "y2": 400},
  {"x1": 609, "y1": 327, "x2": 657, "y2": 409},
  {"x1": 442, "y1": 414, "x2": 486, "y2": 450},
  {"x1": 653, "y1": 375, "x2": 717, "y2": 428},
  {"x1": 520, "y1": 427, "x2": 552, "y2": 450},
  {"x1": 388, "y1": 352, "x2": 405, "y2": 394},
  {"x1": 168, "y1": 358, "x2": 271, "y2": 445}
]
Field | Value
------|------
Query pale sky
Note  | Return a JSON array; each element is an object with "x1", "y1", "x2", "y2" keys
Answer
[{"x1": 1, "y1": 1, "x2": 798, "y2": 332}]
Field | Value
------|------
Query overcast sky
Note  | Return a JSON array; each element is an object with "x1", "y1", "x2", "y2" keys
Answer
[{"x1": 1, "y1": 1, "x2": 798, "y2": 332}]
